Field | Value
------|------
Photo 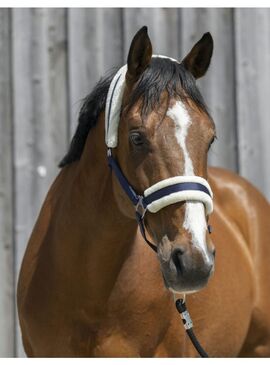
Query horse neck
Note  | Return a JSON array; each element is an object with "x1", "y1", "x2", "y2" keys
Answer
[
  {"x1": 77, "y1": 114, "x2": 137, "y2": 242},
  {"x1": 54, "y1": 112, "x2": 138, "y2": 305}
]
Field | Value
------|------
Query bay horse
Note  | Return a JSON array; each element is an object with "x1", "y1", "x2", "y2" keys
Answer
[{"x1": 17, "y1": 26, "x2": 270, "y2": 357}]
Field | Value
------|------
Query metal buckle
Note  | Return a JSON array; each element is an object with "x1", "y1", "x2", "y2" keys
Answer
[{"x1": 136, "y1": 196, "x2": 147, "y2": 218}]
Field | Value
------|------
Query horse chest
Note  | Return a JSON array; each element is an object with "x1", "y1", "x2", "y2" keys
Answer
[
  {"x1": 78, "y1": 252, "x2": 173, "y2": 356},
  {"x1": 68, "y1": 302, "x2": 172, "y2": 357}
]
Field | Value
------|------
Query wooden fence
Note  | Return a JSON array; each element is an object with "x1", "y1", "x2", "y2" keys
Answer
[{"x1": 0, "y1": 8, "x2": 269, "y2": 357}]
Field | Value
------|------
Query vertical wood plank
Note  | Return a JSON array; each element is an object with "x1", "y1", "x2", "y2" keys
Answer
[
  {"x1": 180, "y1": 8, "x2": 238, "y2": 172},
  {"x1": 12, "y1": 8, "x2": 68, "y2": 356},
  {"x1": 123, "y1": 8, "x2": 180, "y2": 60},
  {"x1": 0, "y1": 8, "x2": 15, "y2": 357},
  {"x1": 68, "y1": 8, "x2": 123, "y2": 135},
  {"x1": 235, "y1": 8, "x2": 270, "y2": 200}
]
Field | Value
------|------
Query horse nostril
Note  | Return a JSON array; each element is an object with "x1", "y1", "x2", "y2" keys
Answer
[
  {"x1": 212, "y1": 248, "x2": 216, "y2": 258},
  {"x1": 171, "y1": 248, "x2": 185, "y2": 275}
]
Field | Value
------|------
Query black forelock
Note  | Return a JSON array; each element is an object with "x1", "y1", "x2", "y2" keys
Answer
[
  {"x1": 128, "y1": 57, "x2": 209, "y2": 116},
  {"x1": 59, "y1": 58, "x2": 210, "y2": 168}
]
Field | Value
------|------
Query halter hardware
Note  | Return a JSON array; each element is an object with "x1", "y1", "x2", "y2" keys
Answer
[{"x1": 135, "y1": 195, "x2": 147, "y2": 218}]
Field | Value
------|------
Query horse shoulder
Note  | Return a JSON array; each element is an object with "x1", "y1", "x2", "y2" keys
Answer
[
  {"x1": 17, "y1": 166, "x2": 78, "y2": 353},
  {"x1": 208, "y1": 166, "x2": 270, "y2": 356},
  {"x1": 208, "y1": 166, "x2": 270, "y2": 251}
]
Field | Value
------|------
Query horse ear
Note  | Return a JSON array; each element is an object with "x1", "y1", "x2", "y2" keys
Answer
[
  {"x1": 181, "y1": 32, "x2": 213, "y2": 79},
  {"x1": 126, "y1": 26, "x2": 152, "y2": 85}
]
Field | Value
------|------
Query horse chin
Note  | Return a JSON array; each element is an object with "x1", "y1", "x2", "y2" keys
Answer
[
  {"x1": 168, "y1": 287, "x2": 199, "y2": 295},
  {"x1": 161, "y1": 270, "x2": 212, "y2": 295}
]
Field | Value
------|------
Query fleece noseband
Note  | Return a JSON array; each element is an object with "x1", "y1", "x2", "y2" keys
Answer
[{"x1": 105, "y1": 56, "x2": 214, "y2": 252}]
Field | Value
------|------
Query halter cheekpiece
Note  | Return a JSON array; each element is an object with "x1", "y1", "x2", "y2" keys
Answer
[{"x1": 105, "y1": 56, "x2": 214, "y2": 252}]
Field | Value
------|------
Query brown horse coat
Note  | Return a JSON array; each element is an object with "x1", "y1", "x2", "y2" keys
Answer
[
  {"x1": 17, "y1": 27, "x2": 270, "y2": 357},
  {"x1": 17, "y1": 131, "x2": 270, "y2": 357}
]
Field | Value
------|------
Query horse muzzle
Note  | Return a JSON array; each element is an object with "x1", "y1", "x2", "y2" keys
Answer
[{"x1": 159, "y1": 242, "x2": 215, "y2": 293}]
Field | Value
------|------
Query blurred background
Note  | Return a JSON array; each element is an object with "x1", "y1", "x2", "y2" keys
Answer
[{"x1": 1, "y1": 7, "x2": 270, "y2": 357}]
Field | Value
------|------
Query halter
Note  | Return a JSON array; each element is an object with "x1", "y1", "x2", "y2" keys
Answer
[{"x1": 105, "y1": 56, "x2": 214, "y2": 252}]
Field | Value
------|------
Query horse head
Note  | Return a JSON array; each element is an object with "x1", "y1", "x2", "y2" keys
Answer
[{"x1": 109, "y1": 27, "x2": 216, "y2": 294}]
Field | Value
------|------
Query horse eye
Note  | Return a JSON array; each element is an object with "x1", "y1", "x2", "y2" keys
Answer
[
  {"x1": 208, "y1": 135, "x2": 216, "y2": 151},
  {"x1": 129, "y1": 132, "x2": 145, "y2": 146}
]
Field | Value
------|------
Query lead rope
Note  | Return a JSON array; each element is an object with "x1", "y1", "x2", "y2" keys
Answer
[
  {"x1": 173, "y1": 293, "x2": 209, "y2": 358},
  {"x1": 173, "y1": 293, "x2": 188, "y2": 356}
]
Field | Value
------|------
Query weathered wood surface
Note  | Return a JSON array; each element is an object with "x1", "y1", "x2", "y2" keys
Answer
[
  {"x1": 12, "y1": 8, "x2": 68, "y2": 357},
  {"x1": 0, "y1": 8, "x2": 269, "y2": 357},
  {"x1": 123, "y1": 8, "x2": 180, "y2": 59},
  {"x1": 0, "y1": 8, "x2": 15, "y2": 357},
  {"x1": 68, "y1": 8, "x2": 123, "y2": 134},
  {"x1": 234, "y1": 8, "x2": 270, "y2": 200}
]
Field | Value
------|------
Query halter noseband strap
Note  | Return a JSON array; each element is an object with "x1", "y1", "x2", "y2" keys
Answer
[{"x1": 108, "y1": 149, "x2": 213, "y2": 215}]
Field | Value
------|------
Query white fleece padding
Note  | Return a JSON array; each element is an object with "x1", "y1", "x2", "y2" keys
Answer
[
  {"x1": 144, "y1": 176, "x2": 213, "y2": 215},
  {"x1": 144, "y1": 175, "x2": 213, "y2": 198},
  {"x1": 146, "y1": 190, "x2": 213, "y2": 215},
  {"x1": 105, "y1": 55, "x2": 179, "y2": 148},
  {"x1": 105, "y1": 64, "x2": 127, "y2": 148}
]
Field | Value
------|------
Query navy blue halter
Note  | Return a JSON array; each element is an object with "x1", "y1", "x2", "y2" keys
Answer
[
  {"x1": 107, "y1": 149, "x2": 212, "y2": 252},
  {"x1": 144, "y1": 182, "x2": 211, "y2": 207}
]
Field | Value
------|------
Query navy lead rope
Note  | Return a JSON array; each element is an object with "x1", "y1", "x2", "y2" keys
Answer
[
  {"x1": 175, "y1": 299, "x2": 209, "y2": 357},
  {"x1": 108, "y1": 150, "x2": 211, "y2": 357}
]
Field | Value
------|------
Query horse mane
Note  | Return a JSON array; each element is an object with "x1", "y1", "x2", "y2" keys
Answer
[{"x1": 59, "y1": 58, "x2": 210, "y2": 168}]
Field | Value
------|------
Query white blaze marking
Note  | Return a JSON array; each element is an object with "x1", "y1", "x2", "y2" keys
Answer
[{"x1": 166, "y1": 101, "x2": 208, "y2": 257}]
